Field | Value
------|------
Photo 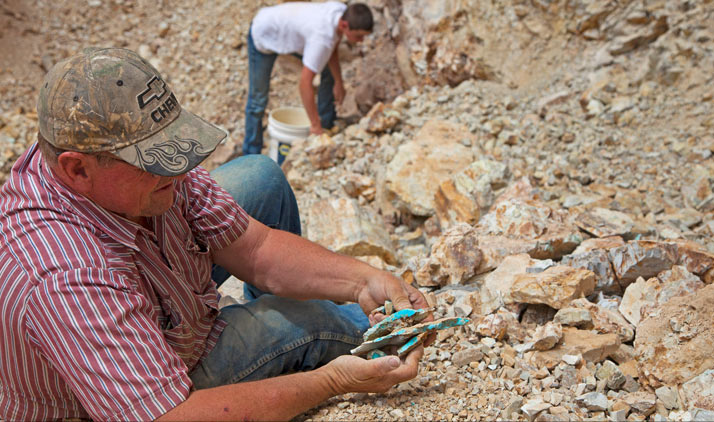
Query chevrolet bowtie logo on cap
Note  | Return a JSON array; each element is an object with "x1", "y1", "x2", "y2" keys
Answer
[
  {"x1": 137, "y1": 75, "x2": 180, "y2": 124},
  {"x1": 37, "y1": 47, "x2": 227, "y2": 177},
  {"x1": 137, "y1": 76, "x2": 168, "y2": 109}
]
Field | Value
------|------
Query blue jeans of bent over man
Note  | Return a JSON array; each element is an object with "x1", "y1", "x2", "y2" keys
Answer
[
  {"x1": 242, "y1": 28, "x2": 338, "y2": 156},
  {"x1": 188, "y1": 155, "x2": 369, "y2": 389}
]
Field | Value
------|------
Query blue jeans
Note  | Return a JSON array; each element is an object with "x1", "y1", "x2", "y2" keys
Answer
[
  {"x1": 243, "y1": 29, "x2": 337, "y2": 156},
  {"x1": 189, "y1": 155, "x2": 369, "y2": 389}
]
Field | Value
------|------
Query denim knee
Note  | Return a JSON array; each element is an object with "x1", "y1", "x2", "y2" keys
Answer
[
  {"x1": 189, "y1": 295, "x2": 367, "y2": 388},
  {"x1": 210, "y1": 155, "x2": 301, "y2": 235}
]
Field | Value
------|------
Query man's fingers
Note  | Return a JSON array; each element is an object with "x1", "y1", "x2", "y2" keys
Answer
[
  {"x1": 369, "y1": 312, "x2": 386, "y2": 325},
  {"x1": 390, "y1": 292, "x2": 412, "y2": 311},
  {"x1": 405, "y1": 344, "x2": 424, "y2": 362},
  {"x1": 387, "y1": 281, "x2": 415, "y2": 311},
  {"x1": 406, "y1": 286, "x2": 430, "y2": 309},
  {"x1": 373, "y1": 348, "x2": 421, "y2": 384},
  {"x1": 392, "y1": 345, "x2": 422, "y2": 381}
]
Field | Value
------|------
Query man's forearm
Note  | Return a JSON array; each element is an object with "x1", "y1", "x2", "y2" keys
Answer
[
  {"x1": 252, "y1": 228, "x2": 373, "y2": 303},
  {"x1": 299, "y1": 68, "x2": 321, "y2": 130},
  {"x1": 327, "y1": 47, "x2": 342, "y2": 86},
  {"x1": 159, "y1": 366, "x2": 340, "y2": 421},
  {"x1": 212, "y1": 217, "x2": 398, "y2": 307}
]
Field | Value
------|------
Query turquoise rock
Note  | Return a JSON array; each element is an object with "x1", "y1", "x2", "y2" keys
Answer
[
  {"x1": 351, "y1": 316, "x2": 470, "y2": 356},
  {"x1": 397, "y1": 332, "x2": 428, "y2": 357},
  {"x1": 366, "y1": 349, "x2": 387, "y2": 360},
  {"x1": 362, "y1": 307, "x2": 433, "y2": 341}
]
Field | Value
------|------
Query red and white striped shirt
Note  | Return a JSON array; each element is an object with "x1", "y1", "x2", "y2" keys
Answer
[{"x1": 0, "y1": 144, "x2": 249, "y2": 421}]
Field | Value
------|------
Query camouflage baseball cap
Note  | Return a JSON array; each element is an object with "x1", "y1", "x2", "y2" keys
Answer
[{"x1": 37, "y1": 47, "x2": 227, "y2": 176}]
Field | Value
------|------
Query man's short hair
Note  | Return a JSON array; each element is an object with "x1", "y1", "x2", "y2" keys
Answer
[
  {"x1": 342, "y1": 3, "x2": 373, "y2": 32},
  {"x1": 37, "y1": 132, "x2": 60, "y2": 166},
  {"x1": 37, "y1": 132, "x2": 114, "y2": 168}
]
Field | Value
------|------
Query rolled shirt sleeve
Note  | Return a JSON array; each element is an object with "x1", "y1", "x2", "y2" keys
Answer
[
  {"x1": 302, "y1": 36, "x2": 337, "y2": 74},
  {"x1": 182, "y1": 166, "x2": 249, "y2": 250}
]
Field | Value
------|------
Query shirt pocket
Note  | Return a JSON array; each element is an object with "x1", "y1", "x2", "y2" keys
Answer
[
  {"x1": 159, "y1": 298, "x2": 197, "y2": 361},
  {"x1": 180, "y1": 237, "x2": 214, "y2": 294},
  {"x1": 184, "y1": 236, "x2": 210, "y2": 255}
]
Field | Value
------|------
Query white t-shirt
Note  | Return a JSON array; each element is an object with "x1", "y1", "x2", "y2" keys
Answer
[{"x1": 251, "y1": 1, "x2": 346, "y2": 73}]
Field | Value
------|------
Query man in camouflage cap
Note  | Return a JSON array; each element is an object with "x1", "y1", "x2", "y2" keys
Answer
[{"x1": 0, "y1": 47, "x2": 428, "y2": 421}]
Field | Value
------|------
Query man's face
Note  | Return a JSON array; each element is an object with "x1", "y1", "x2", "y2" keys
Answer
[
  {"x1": 85, "y1": 155, "x2": 185, "y2": 223},
  {"x1": 344, "y1": 27, "x2": 371, "y2": 44}
]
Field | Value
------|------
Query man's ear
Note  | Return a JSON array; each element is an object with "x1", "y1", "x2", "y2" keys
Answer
[
  {"x1": 337, "y1": 19, "x2": 349, "y2": 35},
  {"x1": 55, "y1": 152, "x2": 95, "y2": 194}
]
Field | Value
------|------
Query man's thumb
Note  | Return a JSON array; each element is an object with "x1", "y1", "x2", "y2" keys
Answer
[{"x1": 375, "y1": 356, "x2": 400, "y2": 373}]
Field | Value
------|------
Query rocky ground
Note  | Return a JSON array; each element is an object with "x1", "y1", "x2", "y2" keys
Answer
[{"x1": 2, "y1": 0, "x2": 714, "y2": 421}]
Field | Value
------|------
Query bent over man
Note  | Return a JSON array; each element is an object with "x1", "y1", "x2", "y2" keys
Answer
[
  {"x1": 0, "y1": 47, "x2": 427, "y2": 421},
  {"x1": 242, "y1": 1, "x2": 372, "y2": 155}
]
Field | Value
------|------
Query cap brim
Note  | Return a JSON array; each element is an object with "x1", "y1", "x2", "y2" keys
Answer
[{"x1": 113, "y1": 108, "x2": 227, "y2": 176}]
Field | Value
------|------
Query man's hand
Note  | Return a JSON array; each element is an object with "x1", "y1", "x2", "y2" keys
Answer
[
  {"x1": 161, "y1": 348, "x2": 423, "y2": 421},
  {"x1": 333, "y1": 80, "x2": 346, "y2": 106},
  {"x1": 322, "y1": 346, "x2": 423, "y2": 395},
  {"x1": 355, "y1": 271, "x2": 429, "y2": 318},
  {"x1": 354, "y1": 270, "x2": 435, "y2": 347},
  {"x1": 310, "y1": 124, "x2": 324, "y2": 135}
]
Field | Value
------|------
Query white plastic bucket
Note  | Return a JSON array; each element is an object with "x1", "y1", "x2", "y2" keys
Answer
[{"x1": 267, "y1": 107, "x2": 310, "y2": 165}]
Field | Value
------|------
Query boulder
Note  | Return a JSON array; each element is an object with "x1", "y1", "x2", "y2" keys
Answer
[
  {"x1": 475, "y1": 184, "x2": 583, "y2": 260},
  {"x1": 510, "y1": 266, "x2": 596, "y2": 309},
  {"x1": 434, "y1": 178, "x2": 481, "y2": 229},
  {"x1": 304, "y1": 133, "x2": 345, "y2": 170},
  {"x1": 531, "y1": 327, "x2": 620, "y2": 368},
  {"x1": 306, "y1": 197, "x2": 396, "y2": 264},
  {"x1": 655, "y1": 265, "x2": 705, "y2": 307},
  {"x1": 561, "y1": 248, "x2": 620, "y2": 294},
  {"x1": 399, "y1": 2, "x2": 498, "y2": 86},
  {"x1": 362, "y1": 101, "x2": 401, "y2": 134},
  {"x1": 620, "y1": 266, "x2": 705, "y2": 327},
  {"x1": 622, "y1": 391, "x2": 656, "y2": 416},
  {"x1": 414, "y1": 223, "x2": 482, "y2": 287},
  {"x1": 575, "y1": 392, "x2": 608, "y2": 412},
  {"x1": 479, "y1": 253, "x2": 539, "y2": 314},
  {"x1": 553, "y1": 307, "x2": 593, "y2": 328},
  {"x1": 531, "y1": 322, "x2": 563, "y2": 351},
  {"x1": 619, "y1": 276, "x2": 661, "y2": 326},
  {"x1": 570, "y1": 298, "x2": 635, "y2": 343},
  {"x1": 635, "y1": 284, "x2": 714, "y2": 388},
  {"x1": 673, "y1": 239, "x2": 714, "y2": 283},
  {"x1": 475, "y1": 313, "x2": 508, "y2": 340},
  {"x1": 383, "y1": 120, "x2": 475, "y2": 216},
  {"x1": 434, "y1": 159, "x2": 509, "y2": 229},
  {"x1": 574, "y1": 207, "x2": 634, "y2": 238},
  {"x1": 608, "y1": 240, "x2": 678, "y2": 288},
  {"x1": 682, "y1": 370, "x2": 714, "y2": 410},
  {"x1": 473, "y1": 235, "x2": 540, "y2": 275},
  {"x1": 572, "y1": 236, "x2": 626, "y2": 254}
]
